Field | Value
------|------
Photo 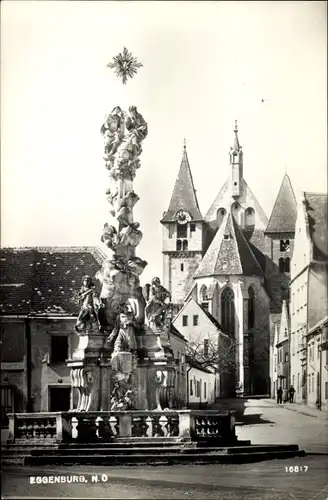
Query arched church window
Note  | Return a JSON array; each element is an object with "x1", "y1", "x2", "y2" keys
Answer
[
  {"x1": 217, "y1": 208, "x2": 226, "y2": 228},
  {"x1": 248, "y1": 286, "x2": 255, "y2": 329},
  {"x1": 232, "y1": 202, "x2": 241, "y2": 223},
  {"x1": 285, "y1": 257, "x2": 290, "y2": 273},
  {"x1": 245, "y1": 207, "x2": 255, "y2": 227},
  {"x1": 182, "y1": 240, "x2": 188, "y2": 251},
  {"x1": 279, "y1": 258, "x2": 284, "y2": 273},
  {"x1": 200, "y1": 285, "x2": 209, "y2": 311},
  {"x1": 176, "y1": 239, "x2": 182, "y2": 251},
  {"x1": 221, "y1": 287, "x2": 235, "y2": 337}
]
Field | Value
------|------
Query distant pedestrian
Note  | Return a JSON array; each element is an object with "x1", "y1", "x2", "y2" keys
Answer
[
  {"x1": 277, "y1": 386, "x2": 283, "y2": 404},
  {"x1": 289, "y1": 386, "x2": 295, "y2": 403},
  {"x1": 283, "y1": 388, "x2": 288, "y2": 403}
]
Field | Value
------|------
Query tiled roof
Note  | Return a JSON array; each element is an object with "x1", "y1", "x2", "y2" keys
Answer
[
  {"x1": 0, "y1": 247, "x2": 106, "y2": 315},
  {"x1": 161, "y1": 147, "x2": 203, "y2": 222},
  {"x1": 194, "y1": 212, "x2": 264, "y2": 278},
  {"x1": 304, "y1": 192, "x2": 328, "y2": 260},
  {"x1": 265, "y1": 174, "x2": 297, "y2": 234}
]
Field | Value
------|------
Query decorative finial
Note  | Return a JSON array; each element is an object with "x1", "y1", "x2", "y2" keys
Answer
[
  {"x1": 107, "y1": 47, "x2": 143, "y2": 85},
  {"x1": 234, "y1": 120, "x2": 238, "y2": 133},
  {"x1": 183, "y1": 138, "x2": 186, "y2": 150}
]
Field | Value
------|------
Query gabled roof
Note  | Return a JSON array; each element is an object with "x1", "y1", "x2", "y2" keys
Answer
[
  {"x1": 265, "y1": 174, "x2": 297, "y2": 234},
  {"x1": 172, "y1": 296, "x2": 224, "y2": 332},
  {"x1": 304, "y1": 192, "x2": 328, "y2": 260},
  {"x1": 0, "y1": 247, "x2": 106, "y2": 315},
  {"x1": 194, "y1": 212, "x2": 264, "y2": 278},
  {"x1": 161, "y1": 146, "x2": 203, "y2": 223}
]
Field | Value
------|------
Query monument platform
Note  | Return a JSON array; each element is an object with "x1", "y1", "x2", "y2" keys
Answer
[{"x1": 2, "y1": 409, "x2": 305, "y2": 465}]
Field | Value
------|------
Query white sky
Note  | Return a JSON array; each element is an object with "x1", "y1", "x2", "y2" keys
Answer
[{"x1": 1, "y1": 1, "x2": 327, "y2": 284}]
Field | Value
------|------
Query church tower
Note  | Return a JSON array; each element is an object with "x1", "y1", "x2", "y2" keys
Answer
[
  {"x1": 265, "y1": 173, "x2": 297, "y2": 275},
  {"x1": 161, "y1": 143, "x2": 205, "y2": 305}
]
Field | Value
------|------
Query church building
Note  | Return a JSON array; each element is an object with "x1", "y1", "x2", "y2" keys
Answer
[{"x1": 161, "y1": 122, "x2": 297, "y2": 397}]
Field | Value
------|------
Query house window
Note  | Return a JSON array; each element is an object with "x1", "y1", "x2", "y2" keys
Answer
[
  {"x1": 196, "y1": 381, "x2": 201, "y2": 398},
  {"x1": 245, "y1": 207, "x2": 255, "y2": 227},
  {"x1": 284, "y1": 352, "x2": 288, "y2": 362},
  {"x1": 248, "y1": 286, "x2": 255, "y2": 329},
  {"x1": 280, "y1": 239, "x2": 290, "y2": 252},
  {"x1": 181, "y1": 263, "x2": 184, "y2": 271},
  {"x1": 50, "y1": 335, "x2": 69, "y2": 364},
  {"x1": 204, "y1": 339, "x2": 209, "y2": 356},
  {"x1": 176, "y1": 239, "x2": 182, "y2": 251},
  {"x1": 297, "y1": 373, "x2": 300, "y2": 393},
  {"x1": 177, "y1": 224, "x2": 187, "y2": 238},
  {"x1": 325, "y1": 382, "x2": 328, "y2": 400},
  {"x1": 169, "y1": 225, "x2": 174, "y2": 239},
  {"x1": 308, "y1": 375, "x2": 311, "y2": 393},
  {"x1": 221, "y1": 287, "x2": 235, "y2": 337},
  {"x1": 189, "y1": 380, "x2": 193, "y2": 396},
  {"x1": 182, "y1": 315, "x2": 188, "y2": 327},
  {"x1": 204, "y1": 382, "x2": 207, "y2": 399},
  {"x1": 0, "y1": 386, "x2": 14, "y2": 427},
  {"x1": 312, "y1": 374, "x2": 315, "y2": 393},
  {"x1": 190, "y1": 223, "x2": 196, "y2": 233},
  {"x1": 193, "y1": 315, "x2": 199, "y2": 326},
  {"x1": 183, "y1": 240, "x2": 188, "y2": 251}
]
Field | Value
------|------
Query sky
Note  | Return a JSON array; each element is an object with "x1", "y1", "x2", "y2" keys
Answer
[{"x1": 1, "y1": 1, "x2": 327, "y2": 284}]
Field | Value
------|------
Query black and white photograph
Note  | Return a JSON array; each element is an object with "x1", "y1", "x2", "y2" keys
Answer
[{"x1": 1, "y1": 1, "x2": 327, "y2": 499}]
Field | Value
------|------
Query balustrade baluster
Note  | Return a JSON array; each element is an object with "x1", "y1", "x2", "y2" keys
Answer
[
  {"x1": 159, "y1": 415, "x2": 168, "y2": 437},
  {"x1": 132, "y1": 416, "x2": 142, "y2": 437},
  {"x1": 152, "y1": 415, "x2": 163, "y2": 437},
  {"x1": 140, "y1": 416, "x2": 149, "y2": 437},
  {"x1": 167, "y1": 414, "x2": 179, "y2": 436},
  {"x1": 27, "y1": 420, "x2": 34, "y2": 439}
]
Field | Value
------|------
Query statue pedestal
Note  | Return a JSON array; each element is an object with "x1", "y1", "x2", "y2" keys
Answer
[{"x1": 67, "y1": 329, "x2": 112, "y2": 411}]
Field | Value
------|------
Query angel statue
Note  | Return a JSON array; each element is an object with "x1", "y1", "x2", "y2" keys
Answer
[
  {"x1": 100, "y1": 107, "x2": 124, "y2": 169},
  {"x1": 144, "y1": 277, "x2": 171, "y2": 328},
  {"x1": 75, "y1": 276, "x2": 103, "y2": 333}
]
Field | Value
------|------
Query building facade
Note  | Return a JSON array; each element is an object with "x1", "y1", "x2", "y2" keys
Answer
[
  {"x1": 162, "y1": 123, "x2": 297, "y2": 397},
  {"x1": 290, "y1": 192, "x2": 328, "y2": 407}
]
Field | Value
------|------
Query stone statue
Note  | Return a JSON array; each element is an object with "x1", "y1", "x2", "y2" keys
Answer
[
  {"x1": 145, "y1": 277, "x2": 171, "y2": 328},
  {"x1": 101, "y1": 223, "x2": 119, "y2": 250},
  {"x1": 101, "y1": 107, "x2": 125, "y2": 170},
  {"x1": 119, "y1": 222, "x2": 143, "y2": 247},
  {"x1": 107, "y1": 303, "x2": 138, "y2": 354},
  {"x1": 75, "y1": 276, "x2": 102, "y2": 333}
]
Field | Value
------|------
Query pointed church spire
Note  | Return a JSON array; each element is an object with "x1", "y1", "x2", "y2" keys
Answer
[
  {"x1": 265, "y1": 173, "x2": 297, "y2": 234},
  {"x1": 161, "y1": 143, "x2": 203, "y2": 222},
  {"x1": 233, "y1": 120, "x2": 241, "y2": 151}
]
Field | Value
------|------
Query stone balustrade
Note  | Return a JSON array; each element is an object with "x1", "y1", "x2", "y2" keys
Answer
[{"x1": 7, "y1": 410, "x2": 236, "y2": 445}]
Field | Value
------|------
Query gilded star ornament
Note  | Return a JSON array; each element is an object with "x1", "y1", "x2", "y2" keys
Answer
[{"x1": 107, "y1": 47, "x2": 143, "y2": 85}]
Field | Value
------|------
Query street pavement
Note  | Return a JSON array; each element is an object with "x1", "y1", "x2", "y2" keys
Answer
[
  {"x1": 233, "y1": 399, "x2": 328, "y2": 455},
  {"x1": 2, "y1": 455, "x2": 328, "y2": 499}
]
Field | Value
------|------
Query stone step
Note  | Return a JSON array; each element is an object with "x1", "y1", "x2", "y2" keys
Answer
[
  {"x1": 21, "y1": 449, "x2": 305, "y2": 466},
  {"x1": 25, "y1": 444, "x2": 299, "y2": 457}
]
